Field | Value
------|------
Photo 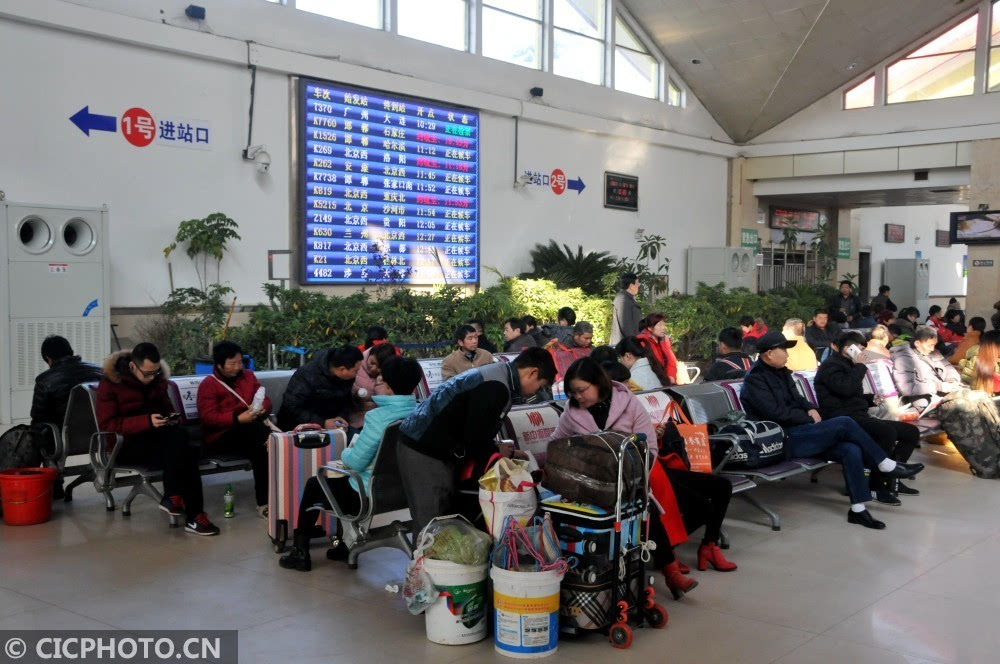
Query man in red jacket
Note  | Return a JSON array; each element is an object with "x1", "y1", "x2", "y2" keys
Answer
[
  {"x1": 96, "y1": 343, "x2": 219, "y2": 536},
  {"x1": 197, "y1": 341, "x2": 273, "y2": 517}
]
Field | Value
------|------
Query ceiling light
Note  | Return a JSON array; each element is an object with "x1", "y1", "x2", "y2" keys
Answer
[{"x1": 846, "y1": 62, "x2": 857, "y2": 70}]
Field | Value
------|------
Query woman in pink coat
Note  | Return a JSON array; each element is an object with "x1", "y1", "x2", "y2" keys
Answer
[
  {"x1": 347, "y1": 343, "x2": 396, "y2": 429},
  {"x1": 552, "y1": 358, "x2": 736, "y2": 599}
]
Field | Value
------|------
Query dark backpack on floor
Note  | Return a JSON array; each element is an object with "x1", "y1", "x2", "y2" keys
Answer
[{"x1": 0, "y1": 425, "x2": 44, "y2": 472}]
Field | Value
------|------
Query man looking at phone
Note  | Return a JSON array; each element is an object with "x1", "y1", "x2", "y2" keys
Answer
[
  {"x1": 815, "y1": 332, "x2": 922, "y2": 505},
  {"x1": 97, "y1": 343, "x2": 219, "y2": 535},
  {"x1": 198, "y1": 341, "x2": 273, "y2": 518},
  {"x1": 277, "y1": 345, "x2": 363, "y2": 432}
]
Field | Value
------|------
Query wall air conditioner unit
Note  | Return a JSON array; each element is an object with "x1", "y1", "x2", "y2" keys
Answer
[
  {"x1": 686, "y1": 247, "x2": 756, "y2": 294},
  {"x1": 0, "y1": 203, "x2": 110, "y2": 424},
  {"x1": 883, "y1": 258, "x2": 930, "y2": 317}
]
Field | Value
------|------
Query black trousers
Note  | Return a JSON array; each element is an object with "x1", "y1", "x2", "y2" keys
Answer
[
  {"x1": 210, "y1": 422, "x2": 270, "y2": 506},
  {"x1": 852, "y1": 416, "x2": 919, "y2": 463},
  {"x1": 296, "y1": 476, "x2": 361, "y2": 532},
  {"x1": 649, "y1": 467, "x2": 733, "y2": 567},
  {"x1": 117, "y1": 426, "x2": 204, "y2": 519}
]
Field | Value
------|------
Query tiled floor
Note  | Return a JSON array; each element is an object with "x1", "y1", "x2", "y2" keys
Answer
[{"x1": 2, "y1": 439, "x2": 998, "y2": 663}]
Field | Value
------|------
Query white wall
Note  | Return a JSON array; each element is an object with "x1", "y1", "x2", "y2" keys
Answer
[
  {"x1": 0, "y1": 2, "x2": 731, "y2": 308},
  {"x1": 854, "y1": 204, "x2": 967, "y2": 299}
]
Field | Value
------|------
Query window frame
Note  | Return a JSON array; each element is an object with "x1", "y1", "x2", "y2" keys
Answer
[
  {"x1": 480, "y1": 1, "x2": 545, "y2": 70},
  {"x1": 842, "y1": 74, "x2": 876, "y2": 110},
  {"x1": 395, "y1": 0, "x2": 471, "y2": 51},
  {"x1": 885, "y1": 9, "x2": 979, "y2": 105}
]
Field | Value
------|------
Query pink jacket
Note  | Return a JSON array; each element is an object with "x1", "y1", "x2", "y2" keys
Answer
[
  {"x1": 348, "y1": 347, "x2": 389, "y2": 428},
  {"x1": 551, "y1": 381, "x2": 658, "y2": 454}
]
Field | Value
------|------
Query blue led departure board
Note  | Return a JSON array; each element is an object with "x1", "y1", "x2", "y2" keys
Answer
[{"x1": 298, "y1": 79, "x2": 480, "y2": 285}]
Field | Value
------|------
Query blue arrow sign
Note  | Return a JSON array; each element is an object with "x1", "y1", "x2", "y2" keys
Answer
[
  {"x1": 70, "y1": 106, "x2": 117, "y2": 136},
  {"x1": 567, "y1": 176, "x2": 585, "y2": 194}
]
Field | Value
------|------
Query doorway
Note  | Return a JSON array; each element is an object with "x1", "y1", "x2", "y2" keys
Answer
[{"x1": 858, "y1": 251, "x2": 871, "y2": 302}]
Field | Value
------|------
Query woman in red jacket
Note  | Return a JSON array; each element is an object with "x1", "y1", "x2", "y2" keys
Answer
[
  {"x1": 96, "y1": 343, "x2": 219, "y2": 536},
  {"x1": 197, "y1": 341, "x2": 273, "y2": 517},
  {"x1": 637, "y1": 313, "x2": 678, "y2": 385}
]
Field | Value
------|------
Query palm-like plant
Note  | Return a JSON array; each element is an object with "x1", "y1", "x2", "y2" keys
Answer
[{"x1": 521, "y1": 241, "x2": 618, "y2": 295}]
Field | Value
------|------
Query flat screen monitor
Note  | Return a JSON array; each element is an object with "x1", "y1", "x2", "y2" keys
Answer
[
  {"x1": 297, "y1": 78, "x2": 480, "y2": 285},
  {"x1": 950, "y1": 211, "x2": 1000, "y2": 244}
]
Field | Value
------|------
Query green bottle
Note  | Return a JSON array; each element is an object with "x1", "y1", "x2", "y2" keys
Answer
[{"x1": 224, "y1": 484, "x2": 235, "y2": 518}]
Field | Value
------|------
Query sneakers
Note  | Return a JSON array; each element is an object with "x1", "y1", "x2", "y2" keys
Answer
[
  {"x1": 256, "y1": 505, "x2": 269, "y2": 519},
  {"x1": 159, "y1": 495, "x2": 184, "y2": 518},
  {"x1": 185, "y1": 513, "x2": 221, "y2": 536}
]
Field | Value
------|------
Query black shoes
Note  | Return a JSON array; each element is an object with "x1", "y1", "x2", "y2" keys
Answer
[
  {"x1": 279, "y1": 531, "x2": 313, "y2": 571},
  {"x1": 874, "y1": 490, "x2": 902, "y2": 506},
  {"x1": 885, "y1": 462, "x2": 924, "y2": 479},
  {"x1": 848, "y1": 509, "x2": 886, "y2": 529},
  {"x1": 897, "y1": 481, "x2": 920, "y2": 496}
]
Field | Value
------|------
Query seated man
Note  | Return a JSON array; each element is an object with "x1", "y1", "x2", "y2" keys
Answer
[
  {"x1": 523, "y1": 315, "x2": 546, "y2": 347},
  {"x1": 277, "y1": 345, "x2": 363, "y2": 432},
  {"x1": 740, "y1": 332, "x2": 922, "y2": 530},
  {"x1": 871, "y1": 285, "x2": 898, "y2": 314},
  {"x1": 816, "y1": 332, "x2": 922, "y2": 505},
  {"x1": 853, "y1": 305, "x2": 877, "y2": 329},
  {"x1": 31, "y1": 335, "x2": 103, "y2": 428},
  {"x1": 197, "y1": 341, "x2": 273, "y2": 518},
  {"x1": 891, "y1": 326, "x2": 962, "y2": 411},
  {"x1": 858, "y1": 324, "x2": 892, "y2": 362},
  {"x1": 829, "y1": 280, "x2": 862, "y2": 324},
  {"x1": 398, "y1": 348, "x2": 556, "y2": 536},
  {"x1": 805, "y1": 308, "x2": 836, "y2": 361},
  {"x1": 548, "y1": 321, "x2": 594, "y2": 381},
  {"x1": 541, "y1": 307, "x2": 576, "y2": 345},
  {"x1": 465, "y1": 317, "x2": 498, "y2": 354},
  {"x1": 279, "y1": 356, "x2": 424, "y2": 572},
  {"x1": 441, "y1": 324, "x2": 494, "y2": 380},
  {"x1": 703, "y1": 327, "x2": 752, "y2": 382},
  {"x1": 502, "y1": 317, "x2": 538, "y2": 352},
  {"x1": 96, "y1": 343, "x2": 219, "y2": 535}
]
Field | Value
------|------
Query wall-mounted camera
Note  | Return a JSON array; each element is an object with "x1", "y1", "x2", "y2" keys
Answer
[{"x1": 244, "y1": 145, "x2": 271, "y2": 174}]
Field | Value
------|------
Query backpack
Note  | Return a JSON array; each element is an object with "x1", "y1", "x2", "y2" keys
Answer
[
  {"x1": 714, "y1": 420, "x2": 785, "y2": 470},
  {"x1": 935, "y1": 389, "x2": 1000, "y2": 479},
  {"x1": 0, "y1": 425, "x2": 45, "y2": 472}
]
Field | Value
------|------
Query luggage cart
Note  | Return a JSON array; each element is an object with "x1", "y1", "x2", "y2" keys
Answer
[{"x1": 541, "y1": 432, "x2": 667, "y2": 649}]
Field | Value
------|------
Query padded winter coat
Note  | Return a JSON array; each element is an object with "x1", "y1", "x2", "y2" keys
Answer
[
  {"x1": 276, "y1": 348, "x2": 355, "y2": 431},
  {"x1": 95, "y1": 351, "x2": 173, "y2": 450},
  {"x1": 30, "y1": 355, "x2": 102, "y2": 426},
  {"x1": 814, "y1": 353, "x2": 873, "y2": 420},
  {"x1": 196, "y1": 368, "x2": 272, "y2": 445}
]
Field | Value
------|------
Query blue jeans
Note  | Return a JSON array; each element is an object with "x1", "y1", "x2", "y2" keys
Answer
[{"x1": 786, "y1": 416, "x2": 888, "y2": 505}]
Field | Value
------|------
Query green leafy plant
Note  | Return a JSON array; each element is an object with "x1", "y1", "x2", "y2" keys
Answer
[
  {"x1": 613, "y1": 234, "x2": 669, "y2": 304},
  {"x1": 164, "y1": 212, "x2": 241, "y2": 290},
  {"x1": 520, "y1": 241, "x2": 618, "y2": 295}
]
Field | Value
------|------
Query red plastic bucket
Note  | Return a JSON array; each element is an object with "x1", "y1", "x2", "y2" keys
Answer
[{"x1": 0, "y1": 467, "x2": 59, "y2": 526}]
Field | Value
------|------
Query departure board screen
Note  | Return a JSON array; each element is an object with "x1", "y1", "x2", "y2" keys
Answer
[{"x1": 298, "y1": 78, "x2": 480, "y2": 285}]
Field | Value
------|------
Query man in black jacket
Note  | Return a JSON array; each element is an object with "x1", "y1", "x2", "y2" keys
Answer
[
  {"x1": 397, "y1": 347, "x2": 556, "y2": 536},
  {"x1": 31, "y1": 335, "x2": 103, "y2": 427},
  {"x1": 815, "y1": 332, "x2": 922, "y2": 505},
  {"x1": 276, "y1": 345, "x2": 363, "y2": 432},
  {"x1": 805, "y1": 308, "x2": 836, "y2": 361},
  {"x1": 829, "y1": 280, "x2": 863, "y2": 324},
  {"x1": 703, "y1": 327, "x2": 753, "y2": 382},
  {"x1": 740, "y1": 332, "x2": 923, "y2": 529}
]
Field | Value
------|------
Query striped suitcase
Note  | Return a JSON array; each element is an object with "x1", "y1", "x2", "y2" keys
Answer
[{"x1": 267, "y1": 429, "x2": 346, "y2": 553}]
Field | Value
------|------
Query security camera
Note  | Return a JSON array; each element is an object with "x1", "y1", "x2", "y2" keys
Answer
[{"x1": 245, "y1": 145, "x2": 271, "y2": 174}]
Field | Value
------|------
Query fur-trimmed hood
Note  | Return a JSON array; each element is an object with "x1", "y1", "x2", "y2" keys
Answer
[{"x1": 102, "y1": 350, "x2": 171, "y2": 384}]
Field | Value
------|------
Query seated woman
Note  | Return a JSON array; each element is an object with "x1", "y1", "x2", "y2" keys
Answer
[
  {"x1": 616, "y1": 336, "x2": 667, "y2": 391},
  {"x1": 781, "y1": 319, "x2": 818, "y2": 371},
  {"x1": 279, "y1": 357, "x2": 424, "y2": 572},
  {"x1": 347, "y1": 342, "x2": 398, "y2": 431},
  {"x1": 960, "y1": 330, "x2": 1000, "y2": 396},
  {"x1": 589, "y1": 345, "x2": 640, "y2": 391},
  {"x1": 551, "y1": 358, "x2": 736, "y2": 601},
  {"x1": 637, "y1": 314, "x2": 679, "y2": 385},
  {"x1": 939, "y1": 310, "x2": 966, "y2": 345}
]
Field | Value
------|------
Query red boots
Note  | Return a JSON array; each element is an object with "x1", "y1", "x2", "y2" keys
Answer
[
  {"x1": 663, "y1": 561, "x2": 698, "y2": 600},
  {"x1": 697, "y1": 542, "x2": 737, "y2": 572}
]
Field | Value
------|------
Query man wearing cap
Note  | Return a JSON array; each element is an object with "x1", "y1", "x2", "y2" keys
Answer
[{"x1": 740, "y1": 331, "x2": 924, "y2": 530}]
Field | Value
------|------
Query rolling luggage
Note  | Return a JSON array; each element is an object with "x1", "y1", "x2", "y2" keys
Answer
[{"x1": 267, "y1": 427, "x2": 347, "y2": 552}]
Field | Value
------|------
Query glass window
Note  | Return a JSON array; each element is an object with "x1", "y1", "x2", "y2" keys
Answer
[
  {"x1": 887, "y1": 13, "x2": 978, "y2": 104},
  {"x1": 844, "y1": 75, "x2": 875, "y2": 109},
  {"x1": 554, "y1": 0, "x2": 604, "y2": 39},
  {"x1": 614, "y1": 18, "x2": 657, "y2": 99},
  {"x1": 989, "y1": 0, "x2": 1000, "y2": 91},
  {"x1": 483, "y1": 5, "x2": 542, "y2": 69},
  {"x1": 296, "y1": 0, "x2": 382, "y2": 29},
  {"x1": 485, "y1": 0, "x2": 541, "y2": 20},
  {"x1": 667, "y1": 79, "x2": 683, "y2": 107},
  {"x1": 398, "y1": 0, "x2": 467, "y2": 51},
  {"x1": 554, "y1": 29, "x2": 604, "y2": 84}
]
